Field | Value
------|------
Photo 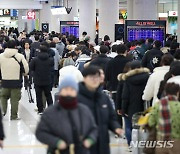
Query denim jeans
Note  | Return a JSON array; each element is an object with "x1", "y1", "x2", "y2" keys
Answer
[{"x1": 124, "y1": 116, "x2": 133, "y2": 146}]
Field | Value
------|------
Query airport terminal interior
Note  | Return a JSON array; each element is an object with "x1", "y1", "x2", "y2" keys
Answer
[{"x1": 0, "y1": 0, "x2": 180, "y2": 154}]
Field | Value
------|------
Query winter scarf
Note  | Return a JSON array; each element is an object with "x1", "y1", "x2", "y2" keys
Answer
[{"x1": 158, "y1": 95, "x2": 178, "y2": 140}]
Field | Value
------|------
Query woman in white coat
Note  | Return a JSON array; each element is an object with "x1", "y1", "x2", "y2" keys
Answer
[{"x1": 142, "y1": 54, "x2": 174, "y2": 106}]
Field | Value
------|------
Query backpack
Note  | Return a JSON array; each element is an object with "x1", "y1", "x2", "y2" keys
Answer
[{"x1": 130, "y1": 49, "x2": 143, "y2": 61}]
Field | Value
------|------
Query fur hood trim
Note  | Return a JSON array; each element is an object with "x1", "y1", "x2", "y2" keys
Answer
[{"x1": 117, "y1": 68, "x2": 150, "y2": 81}]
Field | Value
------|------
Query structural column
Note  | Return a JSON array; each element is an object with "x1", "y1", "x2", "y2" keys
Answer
[
  {"x1": 178, "y1": 0, "x2": 180, "y2": 42},
  {"x1": 133, "y1": 0, "x2": 158, "y2": 20},
  {"x1": 127, "y1": 0, "x2": 134, "y2": 20},
  {"x1": 99, "y1": 0, "x2": 119, "y2": 41},
  {"x1": 79, "y1": 0, "x2": 96, "y2": 41},
  {"x1": 18, "y1": 10, "x2": 36, "y2": 33},
  {"x1": 39, "y1": 1, "x2": 53, "y2": 31}
]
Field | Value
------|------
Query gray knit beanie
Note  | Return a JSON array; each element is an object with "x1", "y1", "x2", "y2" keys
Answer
[{"x1": 58, "y1": 75, "x2": 79, "y2": 92}]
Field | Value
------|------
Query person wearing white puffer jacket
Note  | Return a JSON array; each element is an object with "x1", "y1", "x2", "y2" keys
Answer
[
  {"x1": 142, "y1": 54, "x2": 174, "y2": 106},
  {"x1": 167, "y1": 76, "x2": 180, "y2": 85},
  {"x1": 59, "y1": 65, "x2": 83, "y2": 83}
]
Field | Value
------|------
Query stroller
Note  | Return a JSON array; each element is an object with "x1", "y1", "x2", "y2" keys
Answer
[{"x1": 24, "y1": 76, "x2": 34, "y2": 103}]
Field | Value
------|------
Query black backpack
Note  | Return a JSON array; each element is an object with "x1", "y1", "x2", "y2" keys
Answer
[
  {"x1": 149, "y1": 55, "x2": 161, "y2": 70},
  {"x1": 131, "y1": 49, "x2": 143, "y2": 61}
]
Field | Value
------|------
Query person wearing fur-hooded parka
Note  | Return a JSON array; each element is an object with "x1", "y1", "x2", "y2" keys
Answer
[
  {"x1": 120, "y1": 67, "x2": 150, "y2": 118},
  {"x1": 117, "y1": 61, "x2": 150, "y2": 147}
]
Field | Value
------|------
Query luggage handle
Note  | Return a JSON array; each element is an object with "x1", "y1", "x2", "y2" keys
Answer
[{"x1": 144, "y1": 101, "x2": 151, "y2": 110}]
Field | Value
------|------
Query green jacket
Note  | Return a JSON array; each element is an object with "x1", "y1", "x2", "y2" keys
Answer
[{"x1": 148, "y1": 100, "x2": 180, "y2": 139}]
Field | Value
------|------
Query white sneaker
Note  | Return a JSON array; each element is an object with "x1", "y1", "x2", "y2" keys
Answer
[
  {"x1": 38, "y1": 112, "x2": 43, "y2": 115},
  {"x1": 128, "y1": 146, "x2": 132, "y2": 152}
]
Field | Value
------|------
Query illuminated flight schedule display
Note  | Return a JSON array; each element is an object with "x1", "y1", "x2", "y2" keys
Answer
[
  {"x1": 60, "y1": 21, "x2": 79, "y2": 38},
  {"x1": 125, "y1": 20, "x2": 166, "y2": 44}
]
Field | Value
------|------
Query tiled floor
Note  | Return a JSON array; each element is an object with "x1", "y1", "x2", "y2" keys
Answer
[{"x1": 1, "y1": 87, "x2": 130, "y2": 154}]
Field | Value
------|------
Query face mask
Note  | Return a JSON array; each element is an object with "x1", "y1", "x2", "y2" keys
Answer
[{"x1": 59, "y1": 96, "x2": 78, "y2": 110}]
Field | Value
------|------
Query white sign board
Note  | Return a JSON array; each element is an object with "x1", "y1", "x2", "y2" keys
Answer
[{"x1": 168, "y1": 11, "x2": 178, "y2": 17}]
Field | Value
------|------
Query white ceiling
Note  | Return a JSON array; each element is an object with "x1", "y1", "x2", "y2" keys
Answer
[
  {"x1": 159, "y1": 0, "x2": 178, "y2": 3},
  {"x1": 119, "y1": 0, "x2": 178, "y2": 3}
]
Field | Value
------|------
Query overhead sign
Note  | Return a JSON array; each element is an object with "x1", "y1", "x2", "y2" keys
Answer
[
  {"x1": 120, "y1": 10, "x2": 127, "y2": 19},
  {"x1": 60, "y1": 21, "x2": 79, "y2": 26},
  {"x1": 27, "y1": 11, "x2": 35, "y2": 19},
  {"x1": 168, "y1": 11, "x2": 178, "y2": 17},
  {"x1": 126, "y1": 20, "x2": 166, "y2": 27},
  {"x1": 0, "y1": 9, "x2": 11, "y2": 16},
  {"x1": 10, "y1": 9, "x2": 18, "y2": 17},
  {"x1": 159, "y1": 13, "x2": 168, "y2": 18},
  {"x1": 22, "y1": 16, "x2": 27, "y2": 20},
  {"x1": 42, "y1": 23, "x2": 49, "y2": 33},
  {"x1": 3, "y1": 9, "x2": 10, "y2": 16},
  {"x1": 51, "y1": 6, "x2": 67, "y2": 15}
]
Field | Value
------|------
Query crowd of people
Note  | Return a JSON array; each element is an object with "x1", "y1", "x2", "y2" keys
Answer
[{"x1": 0, "y1": 27, "x2": 179, "y2": 154}]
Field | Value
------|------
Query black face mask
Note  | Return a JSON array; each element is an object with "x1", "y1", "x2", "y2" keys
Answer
[{"x1": 59, "y1": 96, "x2": 78, "y2": 110}]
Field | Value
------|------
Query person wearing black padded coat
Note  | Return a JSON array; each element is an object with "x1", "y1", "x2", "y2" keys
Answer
[
  {"x1": 78, "y1": 66, "x2": 123, "y2": 154},
  {"x1": 118, "y1": 61, "x2": 150, "y2": 147}
]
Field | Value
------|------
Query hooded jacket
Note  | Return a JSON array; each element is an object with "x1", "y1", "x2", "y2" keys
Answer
[
  {"x1": 78, "y1": 83, "x2": 120, "y2": 154},
  {"x1": 30, "y1": 52, "x2": 54, "y2": 86},
  {"x1": 105, "y1": 55, "x2": 130, "y2": 91},
  {"x1": 51, "y1": 48, "x2": 61, "y2": 71},
  {"x1": 90, "y1": 54, "x2": 111, "y2": 72},
  {"x1": 119, "y1": 68, "x2": 150, "y2": 119},
  {"x1": 142, "y1": 47, "x2": 164, "y2": 72},
  {"x1": 142, "y1": 66, "x2": 170, "y2": 106},
  {"x1": 0, "y1": 48, "x2": 29, "y2": 88}
]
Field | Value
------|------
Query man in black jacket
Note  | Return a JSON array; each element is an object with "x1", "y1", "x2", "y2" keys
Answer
[
  {"x1": 90, "y1": 45, "x2": 111, "y2": 72},
  {"x1": 30, "y1": 45, "x2": 54, "y2": 114},
  {"x1": 105, "y1": 44, "x2": 130, "y2": 99},
  {"x1": 105, "y1": 44, "x2": 130, "y2": 127},
  {"x1": 30, "y1": 35, "x2": 41, "y2": 56},
  {"x1": 142, "y1": 40, "x2": 164, "y2": 72},
  {"x1": 78, "y1": 66, "x2": 123, "y2": 154}
]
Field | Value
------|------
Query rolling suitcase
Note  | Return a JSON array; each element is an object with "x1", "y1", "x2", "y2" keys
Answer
[
  {"x1": 131, "y1": 128, "x2": 149, "y2": 154},
  {"x1": 131, "y1": 101, "x2": 151, "y2": 154}
]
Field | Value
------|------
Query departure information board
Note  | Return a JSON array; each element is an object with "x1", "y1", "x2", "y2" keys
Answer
[
  {"x1": 125, "y1": 20, "x2": 166, "y2": 45},
  {"x1": 60, "y1": 21, "x2": 79, "y2": 38}
]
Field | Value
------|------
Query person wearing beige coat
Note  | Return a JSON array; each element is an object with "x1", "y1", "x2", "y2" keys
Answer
[{"x1": 0, "y1": 40, "x2": 29, "y2": 120}]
